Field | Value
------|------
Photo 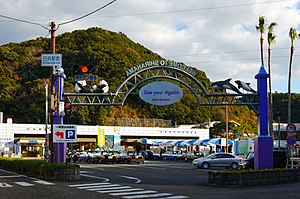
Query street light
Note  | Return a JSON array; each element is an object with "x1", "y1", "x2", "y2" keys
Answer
[{"x1": 225, "y1": 105, "x2": 229, "y2": 153}]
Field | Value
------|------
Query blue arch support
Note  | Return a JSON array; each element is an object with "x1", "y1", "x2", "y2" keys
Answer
[{"x1": 254, "y1": 66, "x2": 273, "y2": 169}]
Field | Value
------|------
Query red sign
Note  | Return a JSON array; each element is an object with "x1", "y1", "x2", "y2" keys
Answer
[
  {"x1": 286, "y1": 123, "x2": 296, "y2": 133},
  {"x1": 286, "y1": 135, "x2": 297, "y2": 145},
  {"x1": 55, "y1": 131, "x2": 64, "y2": 139}
]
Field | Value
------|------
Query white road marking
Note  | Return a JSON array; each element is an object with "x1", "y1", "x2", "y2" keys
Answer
[
  {"x1": 68, "y1": 182, "x2": 110, "y2": 187},
  {"x1": 139, "y1": 166, "x2": 167, "y2": 170},
  {"x1": 159, "y1": 196, "x2": 189, "y2": 199},
  {"x1": 79, "y1": 174, "x2": 110, "y2": 182},
  {"x1": 15, "y1": 182, "x2": 34, "y2": 187},
  {"x1": 123, "y1": 193, "x2": 172, "y2": 199},
  {"x1": 119, "y1": 175, "x2": 141, "y2": 183},
  {"x1": 80, "y1": 170, "x2": 95, "y2": 174},
  {"x1": 110, "y1": 190, "x2": 157, "y2": 196},
  {"x1": 34, "y1": 180, "x2": 55, "y2": 185},
  {"x1": 98, "y1": 188, "x2": 144, "y2": 193},
  {"x1": 87, "y1": 186, "x2": 131, "y2": 191},
  {"x1": 78, "y1": 184, "x2": 120, "y2": 189},
  {"x1": 0, "y1": 182, "x2": 13, "y2": 188}
]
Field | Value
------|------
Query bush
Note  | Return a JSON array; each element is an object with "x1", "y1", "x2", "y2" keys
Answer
[{"x1": 0, "y1": 157, "x2": 80, "y2": 181}]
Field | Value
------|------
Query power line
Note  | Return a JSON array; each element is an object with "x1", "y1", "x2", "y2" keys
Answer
[
  {"x1": 90, "y1": 0, "x2": 289, "y2": 18},
  {"x1": 0, "y1": 0, "x2": 117, "y2": 31},
  {"x1": 0, "y1": 14, "x2": 49, "y2": 30},
  {"x1": 165, "y1": 47, "x2": 289, "y2": 58},
  {"x1": 57, "y1": 0, "x2": 117, "y2": 28}
]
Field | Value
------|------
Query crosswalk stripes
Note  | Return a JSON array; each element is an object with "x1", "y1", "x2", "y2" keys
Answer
[
  {"x1": 0, "y1": 180, "x2": 55, "y2": 188},
  {"x1": 68, "y1": 182, "x2": 189, "y2": 198}
]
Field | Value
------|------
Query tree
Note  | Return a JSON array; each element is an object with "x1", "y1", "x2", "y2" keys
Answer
[
  {"x1": 256, "y1": 16, "x2": 267, "y2": 66},
  {"x1": 267, "y1": 22, "x2": 277, "y2": 138},
  {"x1": 287, "y1": 27, "x2": 299, "y2": 123}
]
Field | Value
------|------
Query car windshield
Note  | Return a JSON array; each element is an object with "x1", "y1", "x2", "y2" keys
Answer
[{"x1": 205, "y1": 153, "x2": 216, "y2": 158}]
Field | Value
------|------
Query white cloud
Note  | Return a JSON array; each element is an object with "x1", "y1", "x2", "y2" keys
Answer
[{"x1": 1, "y1": 0, "x2": 300, "y2": 93}]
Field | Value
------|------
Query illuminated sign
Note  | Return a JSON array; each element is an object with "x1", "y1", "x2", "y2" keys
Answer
[{"x1": 139, "y1": 81, "x2": 183, "y2": 106}]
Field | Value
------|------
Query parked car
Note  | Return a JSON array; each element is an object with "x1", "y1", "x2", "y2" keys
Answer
[
  {"x1": 66, "y1": 150, "x2": 79, "y2": 163},
  {"x1": 193, "y1": 153, "x2": 241, "y2": 169},
  {"x1": 184, "y1": 151, "x2": 204, "y2": 162},
  {"x1": 161, "y1": 151, "x2": 183, "y2": 161},
  {"x1": 117, "y1": 151, "x2": 144, "y2": 164},
  {"x1": 240, "y1": 151, "x2": 254, "y2": 169},
  {"x1": 85, "y1": 150, "x2": 102, "y2": 163},
  {"x1": 93, "y1": 151, "x2": 119, "y2": 164},
  {"x1": 78, "y1": 151, "x2": 88, "y2": 162}
]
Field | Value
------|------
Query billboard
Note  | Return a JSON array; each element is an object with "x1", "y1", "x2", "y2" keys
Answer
[{"x1": 139, "y1": 81, "x2": 183, "y2": 106}]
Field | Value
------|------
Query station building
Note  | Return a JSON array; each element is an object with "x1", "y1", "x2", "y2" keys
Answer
[{"x1": 0, "y1": 122, "x2": 209, "y2": 157}]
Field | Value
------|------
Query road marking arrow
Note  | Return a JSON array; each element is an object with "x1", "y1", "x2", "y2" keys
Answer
[
  {"x1": 119, "y1": 175, "x2": 141, "y2": 183},
  {"x1": 0, "y1": 182, "x2": 13, "y2": 188},
  {"x1": 55, "y1": 131, "x2": 64, "y2": 138}
]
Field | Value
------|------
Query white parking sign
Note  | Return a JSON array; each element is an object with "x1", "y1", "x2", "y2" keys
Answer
[{"x1": 53, "y1": 125, "x2": 77, "y2": 143}]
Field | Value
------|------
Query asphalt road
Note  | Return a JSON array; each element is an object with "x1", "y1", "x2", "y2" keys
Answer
[{"x1": 1, "y1": 160, "x2": 300, "y2": 199}]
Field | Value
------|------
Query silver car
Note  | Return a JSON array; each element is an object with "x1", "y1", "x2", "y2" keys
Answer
[{"x1": 193, "y1": 153, "x2": 241, "y2": 169}]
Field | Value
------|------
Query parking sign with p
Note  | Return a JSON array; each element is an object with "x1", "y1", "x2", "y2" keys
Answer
[{"x1": 53, "y1": 125, "x2": 77, "y2": 143}]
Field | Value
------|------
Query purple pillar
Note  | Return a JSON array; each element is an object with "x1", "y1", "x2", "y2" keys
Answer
[
  {"x1": 53, "y1": 67, "x2": 67, "y2": 163},
  {"x1": 254, "y1": 66, "x2": 273, "y2": 169}
]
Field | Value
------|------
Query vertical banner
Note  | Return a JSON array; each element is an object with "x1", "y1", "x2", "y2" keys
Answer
[
  {"x1": 113, "y1": 127, "x2": 121, "y2": 151},
  {"x1": 97, "y1": 127, "x2": 105, "y2": 147}
]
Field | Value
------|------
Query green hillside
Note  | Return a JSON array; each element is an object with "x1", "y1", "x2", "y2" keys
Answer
[{"x1": 0, "y1": 27, "x2": 261, "y2": 138}]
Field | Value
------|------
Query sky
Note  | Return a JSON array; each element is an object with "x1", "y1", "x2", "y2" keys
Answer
[{"x1": 1, "y1": 0, "x2": 300, "y2": 93}]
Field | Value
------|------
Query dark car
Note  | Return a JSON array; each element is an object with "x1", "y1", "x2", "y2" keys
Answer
[
  {"x1": 240, "y1": 151, "x2": 254, "y2": 169},
  {"x1": 184, "y1": 151, "x2": 204, "y2": 162},
  {"x1": 117, "y1": 151, "x2": 144, "y2": 164},
  {"x1": 93, "y1": 151, "x2": 119, "y2": 164}
]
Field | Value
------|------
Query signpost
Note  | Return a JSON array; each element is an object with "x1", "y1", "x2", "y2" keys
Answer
[
  {"x1": 286, "y1": 123, "x2": 297, "y2": 168},
  {"x1": 53, "y1": 125, "x2": 77, "y2": 143},
  {"x1": 41, "y1": 54, "x2": 62, "y2": 67}
]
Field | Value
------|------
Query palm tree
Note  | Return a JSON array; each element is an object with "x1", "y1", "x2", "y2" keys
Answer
[
  {"x1": 287, "y1": 27, "x2": 299, "y2": 123},
  {"x1": 267, "y1": 22, "x2": 277, "y2": 138},
  {"x1": 256, "y1": 16, "x2": 267, "y2": 66}
]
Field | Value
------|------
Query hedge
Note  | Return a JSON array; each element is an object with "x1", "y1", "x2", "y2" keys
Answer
[{"x1": 0, "y1": 157, "x2": 80, "y2": 181}]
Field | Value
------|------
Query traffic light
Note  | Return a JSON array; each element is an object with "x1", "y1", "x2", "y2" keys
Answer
[
  {"x1": 65, "y1": 102, "x2": 71, "y2": 114},
  {"x1": 76, "y1": 64, "x2": 97, "y2": 74}
]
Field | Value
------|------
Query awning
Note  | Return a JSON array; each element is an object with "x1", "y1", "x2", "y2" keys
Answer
[
  {"x1": 170, "y1": 140, "x2": 184, "y2": 146},
  {"x1": 160, "y1": 140, "x2": 173, "y2": 146},
  {"x1": 193, "y1": 139, "x2": 204, "y2": 146},
  {"x1": 208, "y1": 138, "x2": 233, "y2": 145},
  {"x1": 199, "y1": 139, "x2": 211, "y2": 146},
  {"x1": 180, "y1": 139, "x2": 197, "y2": 146},
  {"x1": 152, "y1": 141, "x2": 163, "y2": 146}
]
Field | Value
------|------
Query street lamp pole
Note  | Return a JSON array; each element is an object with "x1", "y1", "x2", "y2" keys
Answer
[{"x1": 225, "y1": 105, "x2": 229, "y2": 153}]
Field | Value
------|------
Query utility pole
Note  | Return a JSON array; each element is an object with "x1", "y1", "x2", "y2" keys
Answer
[
  {"x1": 49, "y1": 21, "x2": 56, "y2": 163},
  {"x1": 49, "y1": 21, "x2": 66, "y2": 164}
]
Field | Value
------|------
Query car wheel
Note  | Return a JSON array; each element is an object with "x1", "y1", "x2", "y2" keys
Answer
[
  {"x1": 231, "y1": 163, "x2": 238, "y2": 169},
  {"x1": 201, "y1": 162, "x2": 209, "y2": 169}
]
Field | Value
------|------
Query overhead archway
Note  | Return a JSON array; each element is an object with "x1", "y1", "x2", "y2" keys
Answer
[{"x1": 64, "y1": 60, "x2": 258, "y2": 114}]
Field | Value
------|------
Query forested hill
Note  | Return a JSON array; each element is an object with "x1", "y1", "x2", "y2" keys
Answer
[{"x1": 4, "y1": 26, "x2": 299, "y2": 137}]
